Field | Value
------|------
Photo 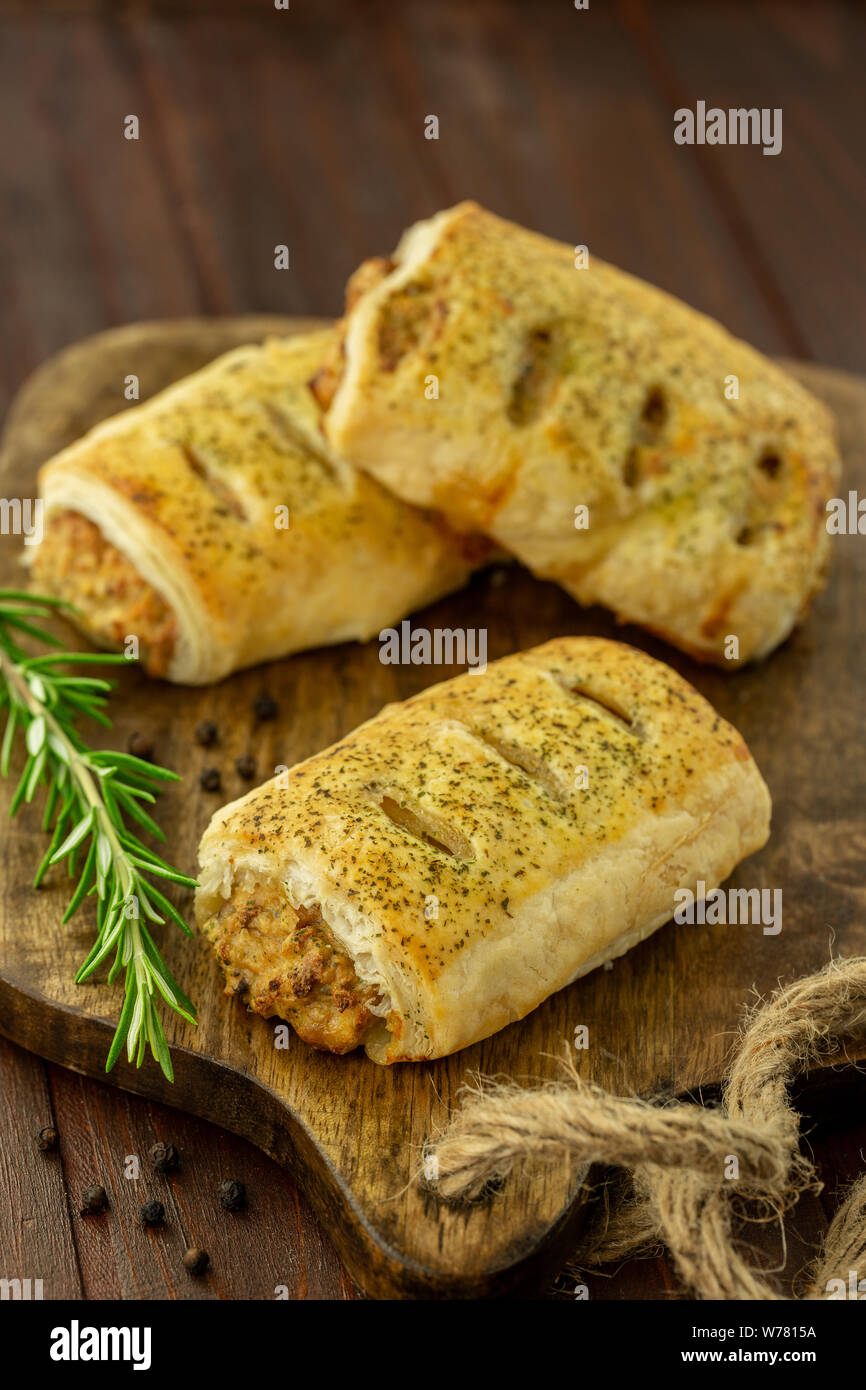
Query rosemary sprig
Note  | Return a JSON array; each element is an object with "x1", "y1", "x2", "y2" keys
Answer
[{"x1": 0, "y1": 588, "x2": 197, "y2": 1081}]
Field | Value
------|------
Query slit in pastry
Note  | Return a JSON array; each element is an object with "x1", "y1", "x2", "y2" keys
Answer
[
  {"x1": 259, "y1": 401, "x2": 341, "y2": 482},
  {"x1": 507, "y1": 324, "x2": 563, "y2": 426},
  {"x1": 180, "y1": 443, "x2": 247, "y2": 521},
  {"x1": 554, "y1": 675, "x2": 643, "y2": 739},
  {"x1": 466, "y1": 726, "x2": 567, "y2": 802},
  {"x1": 375, "y1": 793, "x2": 472, "y2": 859}
]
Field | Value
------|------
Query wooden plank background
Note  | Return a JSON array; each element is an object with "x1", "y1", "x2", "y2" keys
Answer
[{"x1": 1, "y1": 0, "x2": 865, "y2": 1300}]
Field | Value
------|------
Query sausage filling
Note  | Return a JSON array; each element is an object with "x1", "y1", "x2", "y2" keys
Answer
[
  {"x1": 203, "y1": 881, "x2": 381, "y2": 1054},
  {"x1": 308, "y1": 255, "x2": 396, "y2": 412},
  {"x1": 33, "y1": 510, "x2": 177, "y2": 677}
]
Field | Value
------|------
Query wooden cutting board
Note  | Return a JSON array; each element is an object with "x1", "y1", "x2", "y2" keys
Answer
[{"x1": 1, "y1": 317, "x2": 864, "y2": 1299}]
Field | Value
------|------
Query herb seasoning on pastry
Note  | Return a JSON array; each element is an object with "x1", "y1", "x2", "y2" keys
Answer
[
  {"x1": 195, "y1": 636, "x2": 771, "y2": 1062},
  {"x1": 32, "y1": 330, "x2": 487, "y2": 684},
  {"x1": 323, "y1": 202, "x2": 840, "y2": 666}
]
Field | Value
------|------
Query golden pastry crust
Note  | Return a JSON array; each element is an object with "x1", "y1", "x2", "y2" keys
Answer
[
  {"x1": 325, "y1": 202, "x2": 841, "y2": 665},
  {"x1": 196, "y1": 637, "x2": 771, "y2": 1062},
  {"x1": 33, "y1": 330, "x2": 487, "y2": 684}
]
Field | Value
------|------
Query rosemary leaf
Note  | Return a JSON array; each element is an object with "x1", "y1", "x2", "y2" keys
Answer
[{"x1": 0, "y1": 589, "x2": 198, "y2": 1081}]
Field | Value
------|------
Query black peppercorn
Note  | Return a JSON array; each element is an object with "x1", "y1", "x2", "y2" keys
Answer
[
  {"x1": 149, "y1": 1141, "x2": 179, "y2": 1173},
  {"x1": 80, "y1": 1184, "x2": 109, "y2": 1215},
  {"x1": 195, "y1": 720, "x2": 218, "y2": 747},
  {"x1": 217, "y1": 1178, "x2": 247, "y2": 1212},
  {"x1": 252, "y1": 692, "x2": 278, "y2": 723},
  {"x1": 199, "y1": 767, "x2": 222, "y2": 792},
  {"x1": 127, "y1": 732, "x2": 154, "y2": 761},
  {"x1": 36, "y1": 1125, "x2": 58, "y2": 1152},
  {"x1": 183, "y1": 1248, "x2": 210, "y2": 1276},
  {"x1": 140, "y1": 1200, "x2": 165, "y2": 1226},
  {"x1": 235, "y1": 753, "x2": 256, "y2": 780}
]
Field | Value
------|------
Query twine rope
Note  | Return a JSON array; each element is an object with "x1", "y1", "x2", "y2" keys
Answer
[{"x1": 423, "y1": 957, "x2": 866, "y2": 1300}]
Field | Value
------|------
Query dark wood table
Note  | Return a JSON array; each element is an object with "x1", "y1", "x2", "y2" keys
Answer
[{"x1": 1, "y1": 0, "x2": 865, "y2": 1300}]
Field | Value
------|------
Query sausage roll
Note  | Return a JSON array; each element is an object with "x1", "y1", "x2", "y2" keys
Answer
[
  {"x1": 196, "y1": 637, "x2": 771, "y2": 1062},
  {"x1": 32, "y1": 330, "x2": 486, "y2": 684},
  {"x1": 322, "y1": 202, "x2": 840, "y2": 665}
]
